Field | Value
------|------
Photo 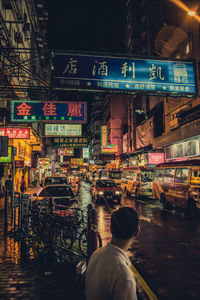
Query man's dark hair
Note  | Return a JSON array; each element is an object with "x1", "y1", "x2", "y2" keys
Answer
[{"x1": 111, "y1": 207, "x2": 139, "y2": 240}]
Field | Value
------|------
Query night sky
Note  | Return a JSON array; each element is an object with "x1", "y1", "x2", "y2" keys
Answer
[{"x1": 47, "y1": 0, "x2": 126, "y2": 54}]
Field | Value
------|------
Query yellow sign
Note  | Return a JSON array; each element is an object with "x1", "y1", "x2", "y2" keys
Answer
[
  {"x1": 32, "y1": 145, "x2": 42, "y2": 152},
  {"x1": 0, "y1": 146, "x2": 12, "y2": 163},
  {"x1": 71, "y1": 158, "x2": 83, "y2": 166}
]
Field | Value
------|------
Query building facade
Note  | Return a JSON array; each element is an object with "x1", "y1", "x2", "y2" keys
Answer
[{"x1": 125, "y1": 0, "x2": 200, "y2": 166}]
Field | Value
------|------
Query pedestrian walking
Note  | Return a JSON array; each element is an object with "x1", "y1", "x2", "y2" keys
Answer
[
  {"x1": 20, "y1": 176, "x2": 26, "y2": 193},
  {"x1": 85, "y1": 206, "x2": 139, "y2": 300}
]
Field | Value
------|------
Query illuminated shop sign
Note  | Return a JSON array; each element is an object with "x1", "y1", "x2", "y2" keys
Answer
[
  {"x1": 53, "y1": 53, "x2": 197, "y2": 97},
  {"x1": 101, "y1": 125, "x2": 118, "y2": 154},
  {"x1": 57, "y1": 148, "x2": 74, "y2": 156},
  {"x1": 0, "y1": 127, "x2": 30, "y2": 139},
  {"x1": 148, "y1": 153, "x2": 164, "y2": 164},
  {"x1": 52, "y1": 137, "x2": 88, "y2": 148},
  {"x1": 11, "y1": 101, "x2": 87, "y2": 123},
  {"x1": 32, "y1": 145, "x2": 42, "y2": 152},
  {"x1": 0, "y1": 146, "x2": 11, "y2": 163},
  {"x1": 71, "y1": 158, "x2": 83, "y2": 166},
  {"x1": 45, "y1": 124, "x2": 82, "y2": 136},
  {"x1": 83, "y1": 147, "x2": 90, "y2": 159}
]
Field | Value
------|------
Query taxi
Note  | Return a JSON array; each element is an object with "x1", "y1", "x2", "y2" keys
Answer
[{"x1": 90, "y1": 179, "x2": 121, "y2": 205}]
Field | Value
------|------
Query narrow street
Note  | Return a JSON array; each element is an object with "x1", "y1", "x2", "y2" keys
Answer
[{"x1": 0, "y1": 181, "x2": 200, "y2": 299}]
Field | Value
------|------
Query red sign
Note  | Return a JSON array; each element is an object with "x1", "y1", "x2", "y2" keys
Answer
[
  {"x1": 15, "y1": 160, "x2": 24, "y2": 168},
  {"x1": 0, "y1": 128, "x2": 30, "y2": 139},
  {"x1": 148, "y1": 153, "x2": 164, "y2": 164}
]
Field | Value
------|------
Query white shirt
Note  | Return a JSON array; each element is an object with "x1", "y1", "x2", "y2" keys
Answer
[{"x1": 85, "y1": 243, "x2": 137, "y2": 300}]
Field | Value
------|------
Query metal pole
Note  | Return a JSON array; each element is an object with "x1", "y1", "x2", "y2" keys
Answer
[
  {"x1": 4, "y1": 190, "x2": 8, "y2": 234},
  {"x1": 11, "y1": 146, "x2": 15, "y2": 209}
]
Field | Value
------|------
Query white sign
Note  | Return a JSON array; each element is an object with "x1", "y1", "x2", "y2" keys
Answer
[
  {"x1": 83, "y1": 147, "x2": 89, "y2": 159},
  {"x1": 45, "y1": 124, "x2": 82, "y2": 136}
]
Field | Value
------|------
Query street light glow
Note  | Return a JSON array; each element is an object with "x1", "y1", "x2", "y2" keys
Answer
[
  {"x1": 169, "y1": 0, "x2": 200, "y2": 23},
  {"x1": 188, "y1": 11, "x2": 196, "y2": 16}
]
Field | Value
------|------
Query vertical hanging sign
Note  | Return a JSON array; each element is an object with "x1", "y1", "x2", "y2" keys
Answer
[{"x1": 101, "y1": 125, "x2": 118, "y2": 154}]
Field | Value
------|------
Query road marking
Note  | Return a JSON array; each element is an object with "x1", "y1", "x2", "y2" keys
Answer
[
  {"x1": 137, "y1": 200, "x2": 160, "y2": 208},
  {"x1": 130, "y1": 264, "x2": 158, "y2": 300},
  {"x1": 139, "y1": 216, "x2": 151, "y2": 222}
]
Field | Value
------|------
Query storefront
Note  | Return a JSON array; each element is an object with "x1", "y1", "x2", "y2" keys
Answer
[{"x1": 165, "y1": 135, "x2": 200, "y2": 161}]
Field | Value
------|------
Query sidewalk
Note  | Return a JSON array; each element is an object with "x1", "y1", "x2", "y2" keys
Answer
[{"x1": 0, "y1": 194, "x2": 85, "y2": 300}]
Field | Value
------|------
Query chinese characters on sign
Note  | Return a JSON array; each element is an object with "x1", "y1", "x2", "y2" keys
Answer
[
  {"x1": 101, "y1": 126, "x2": 118, "y2": 154},
  {"x1": 0, "y1": 128, "x2": 30, "y2": 139},
  {"x1": 53, "y1": 53, "x2": 197, "y2": 97},
  {"x1": 11, "y1": 101, "x2": 87, "y2": 123},
  {"x1": 52, "y1": 137, "x2": 88, "y2": 148},
  {"x1": 45, "y1": 124, "x2": 82, "y2": 137}
]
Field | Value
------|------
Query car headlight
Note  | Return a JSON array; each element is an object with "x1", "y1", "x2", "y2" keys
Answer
[
  {"x1": 98, "y1": 191, "x2": 104, "y2": 196},
  {"x1": 115, "y1": 191, "x2": 121, "y2": 195}
]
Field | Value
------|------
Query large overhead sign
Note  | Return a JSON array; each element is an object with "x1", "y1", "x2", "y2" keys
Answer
[
  {"x1": 52, "y1": 137, "x2": 88, "y2": 148},
  {"x1": 101, "y1": 125, "x2": 118, "y2": 154},
  {"x1": 11, "y1": 101, "x2": 87, "y2": 123},
  {"x1": 45, "y1": 124, "x2": 82, "y2": 136},
  {"x1": 53, "y1": 53, "x2": 197, "y2": 97},
  {"x1": 0, "y1": 127, "x2": 30, "y2": 139}
]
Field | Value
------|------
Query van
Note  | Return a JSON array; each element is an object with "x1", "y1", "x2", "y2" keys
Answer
[
  {"x1": 121, "y1": 166, "x2": 154, "y2": 199},
  {"x1": 153, "y1": 159, "x2": 200, "y2": 213},
  {"x1": 107, "y1": 169, "x2": 122, "y2": 187}
]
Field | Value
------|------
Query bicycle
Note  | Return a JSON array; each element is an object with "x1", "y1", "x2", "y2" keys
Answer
[{"x1": 29, "y1": 199, "x2": 102, "y2": 258}]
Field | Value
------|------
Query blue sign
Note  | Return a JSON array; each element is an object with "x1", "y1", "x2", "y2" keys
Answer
[
  {"x1": 53, "y1": 53, "x2": 197, "y2": 97},
  {"x1": 11, "y1": 101, "x2": 87, "y2": 123}
]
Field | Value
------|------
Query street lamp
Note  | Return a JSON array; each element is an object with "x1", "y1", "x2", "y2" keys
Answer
[{"x1": 188, "y1": 10, "x2": 196, "y2": 17}]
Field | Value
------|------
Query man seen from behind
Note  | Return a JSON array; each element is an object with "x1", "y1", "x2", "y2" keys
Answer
[{"x1": 85, "y1": 206, "x2": 139, "y2": 300}]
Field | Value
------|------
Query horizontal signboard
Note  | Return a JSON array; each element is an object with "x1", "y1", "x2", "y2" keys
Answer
[
  {"x1": 148, "y1": 153, "x2": 164, "y2": 164},
  {"x1": 71, "y1": 158, "x2": 83, "y2": 166},
  {"x1": 45, "y1": 124, "x2": 82, "y2": 137},
  {"x1": 32, "y1": 145, "x2": 42, "y2": 152},
  {"x1": 53, "y1": 53, "x2": 197, "y2": 97},
  {"x1": 0, "y1": 127, "x2": 30, "y2": 139},
  {"x1": 57, "y1": 148, "x2": 74, "y2": 156},
  {"x1": 52, "y1": 137, "x2": 88, "y2": 148},
  {"x1": 11, "y1": 101, "x2": 87, "y2": 123}
]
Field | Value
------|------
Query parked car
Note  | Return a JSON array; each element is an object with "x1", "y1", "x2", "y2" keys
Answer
[
  {"x1": 33, "y1": 184, "x2": 79, "y2": 217},
  {"x1": 42, "y1": 175, "x2": 68, "y2": 187},
  {"x1": 90, "y1": 179, "x2": 121, "y2": 205}
]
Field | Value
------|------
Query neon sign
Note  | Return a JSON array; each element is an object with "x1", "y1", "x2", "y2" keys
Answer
[
  {"x1": 45, "y1": 124, "x2": 82, "y2": 136},
  {"x1": 0, "y1": 128, "x2": 30, "y2": 139},
  {"x1": 148, "y1": 153, "x2": 164, "y2": 164},
  {"x1": 53, "y1": 53, "x2": 197, "y2": 97},
  {"x1": 57, "y1": 148, "x2": 74, "y2": 156},
  {"x1": 11, "y1": 101, "x2": 87, "y2": 123},
  {"x1": 101, "y1": 125, "x2": 118, "y2": 154}
]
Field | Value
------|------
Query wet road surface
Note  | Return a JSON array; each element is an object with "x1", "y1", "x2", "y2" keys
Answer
[{"x1": 0, "y1": 182, "x2": 200, "y2": 299}]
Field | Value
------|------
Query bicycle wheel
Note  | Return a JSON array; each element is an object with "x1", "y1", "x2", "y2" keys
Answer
[
  {"x1": 79, "y1": 228, "x2": 102, "y2": 258},
  {"x1": 60, "y1": 226, "x2": 75, "y2": 249}
]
